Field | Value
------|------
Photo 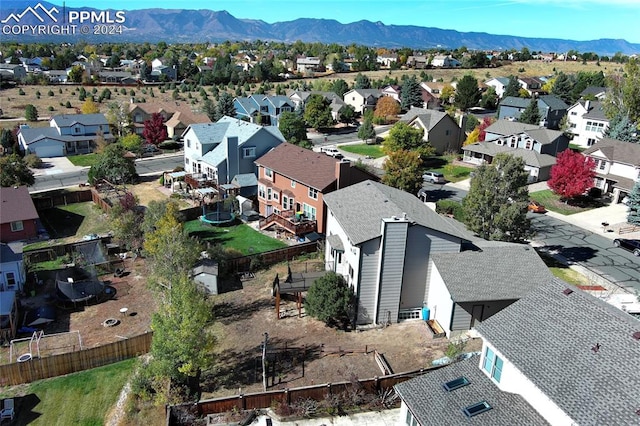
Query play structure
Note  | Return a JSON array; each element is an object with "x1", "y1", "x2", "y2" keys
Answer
[
  {"x1": 9, "y1": 330, "x2": 83, "y2": 362},
  {"x1": 55, "y1": 267, "x2": 108, "y2": 307},
  {"x1": 199, "y1": 200, "x2": 236, "y2": 226},
  {"x1": 272, "y1": 266, "x2": 327, "y2": 319}
]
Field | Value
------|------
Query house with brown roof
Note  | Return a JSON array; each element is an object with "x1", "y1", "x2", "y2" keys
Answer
[
  {"x1": 129, "y1": 101, "x2": 211, "y2": 139},
  {"x1": 254, "y1": 143, "x2": 377, "y2": 236},
  {"x1": 583, "y1": 137, "x2": 640, "y2": 203},
  {"x1": 0, "y1": 186, "x2": 39, "y2": 243}
]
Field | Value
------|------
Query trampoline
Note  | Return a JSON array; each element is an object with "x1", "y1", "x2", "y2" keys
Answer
[{"x1": 199, "y1": 202, "x2": 236, "y2": 226}]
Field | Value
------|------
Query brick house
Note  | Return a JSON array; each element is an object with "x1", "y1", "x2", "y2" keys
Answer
[{"x1": 0, "y1": 186, "x2": 39, "y2": 243}]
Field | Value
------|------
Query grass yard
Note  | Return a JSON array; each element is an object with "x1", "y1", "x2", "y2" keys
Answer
[
  {"x1": 338, "y1": 143, "x2": 386, "y2": 159},
  {"x1": 530, "y1": 190, "x2": 605, "y2": 215},
  {"x1": 537, "y1": 252, "x2": 591, "y2": 286},
  {"x1": 67, "y1": 153, "x2": 99, "y2": 167},
  {"x1": 0, "y1": 358, "x2": 135, "y2": 426},
  {"x1": 184, "y1": 220, "x2": 287, "y2": 255}
]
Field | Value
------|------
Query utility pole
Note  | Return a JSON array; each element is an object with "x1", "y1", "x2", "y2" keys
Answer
[{"x1": 262, "y1": 332, "x2": 268, "y2": 391}]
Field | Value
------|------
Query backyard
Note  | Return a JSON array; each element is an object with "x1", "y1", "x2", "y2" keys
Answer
[
  {"x1": 184, "y1": 220, "x2": 287, "y2": 255},
  {"x1": 0, "y1": 359, "x2": 138, "y2": 426}
]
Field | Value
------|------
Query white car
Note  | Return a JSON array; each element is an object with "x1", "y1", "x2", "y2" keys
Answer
[{"x1": 320, "y1": 147, "x2": 344, "y2": 159}]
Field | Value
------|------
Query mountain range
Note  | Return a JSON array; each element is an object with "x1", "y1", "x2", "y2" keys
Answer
[{"x1": 2, "y1": 1, "x2": 639, "y2": 56}]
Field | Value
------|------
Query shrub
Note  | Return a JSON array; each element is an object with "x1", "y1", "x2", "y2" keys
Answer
[
  {"x1": 24, "y1": 153, "x2": 43, "y2": 168},
  {"x1": 435, "y1": 200, "x2": 465, "y2": 221},
  {"x1": 18, "y1": 88, "x2": 25, "y2": 95}
]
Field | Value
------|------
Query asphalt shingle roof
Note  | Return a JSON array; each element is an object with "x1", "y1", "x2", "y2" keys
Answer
[
  {"x1": 431, "y1": 244, "x2": 553, "y2": 302},
  {"x1": 409, "y1": 111, "x2": 448, "y2": 130},
  {"x1": 463, "y1": 143, "x2": 557, "y2": 168},
  {"x1": 484, "y1": 120, "x2": 539, "y2": 137},
  {"x1": 255, "y1": 143, "x2": 339, "y2": 191},
  {"x1": 0, "y1": 243, "x2": 22, "y2": 263},
  {"x1": 51, "y1": 113, "x2": 108, "y2": 127},
  {"x1": 395, "y1": 357, "x2": 549, "y2": 426},
  {"x1": 476, "y1": 278, "x2": 640, "y2": 426},
  {"x1": 0, "y1": 186, "x2": 39, "y2": 224},
  {"x1": 583, "y1": 137, "x2": 640, "y2": 166},
  {"x1": 323, "y1": 180, "x2": 468, "y2": 245},
  {"x1": 581, "y1": 100, "x2": 608, "y2": 121}
]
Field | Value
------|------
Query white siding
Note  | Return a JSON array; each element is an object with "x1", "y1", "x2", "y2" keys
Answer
[
  {"x1": 426, "y1": 262, "x2": 454, "y2": 336},
  {"x1": 479, "y1": 340, "x2": 574, "y2": 426},
  {"x1": 609, "y1": 162, "x2": 638, "y2": 182},
  {"x1": 324, "y1": 211, "x2": 360, "y2": 284}
]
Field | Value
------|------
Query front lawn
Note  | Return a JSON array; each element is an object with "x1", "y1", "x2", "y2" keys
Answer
[
  {"x1": 0, "y1": 358, "x2": 135, "y2": 426},
  {"x1": 184, "y1": 220, "x2": 287, "y2": 255},
  {"x1": 67, "y1": 153, "x2": 99, "y2": 167},
  {"x1": 338, "y1": 143, "x2": 385, "y2": 159},
  {"x1": 537, "y1": 252, "x2": 591, "y2": 286},
  {"x1": 529, "y1": 190, "x2": 605, "y2": 215}
]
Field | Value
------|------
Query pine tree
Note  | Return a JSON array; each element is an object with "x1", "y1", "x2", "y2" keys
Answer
[
  {"x1": 518, "y1": 99, "x2": 541, "y2": 125},
  {"x1": 400, "y1": 76, "x2": 423, "y2": 110},
  {"x1": 627, "y1": 180, "x2": 640, "y2": 225},
  {"x1": 357, "y1": 117, "x2": 377, "y2": 144},
  {"x1": 503, "y1": 76, "x2": 521, "y2": 98}
]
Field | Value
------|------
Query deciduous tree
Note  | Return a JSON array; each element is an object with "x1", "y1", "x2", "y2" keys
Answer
[
  {"x1": 119, "y1": 133, "x2": 143, "y2": 154},
  {"x1": 142, "y1": 112, "x2": 168, "y2": 146},
  {"x1": 374, "y1": 96, "x2": 400, "y2": 122},
  {"x1": 383, "y1": 122, "x2": 434, "y2": 158},
  {"x1": 305, "y1": 272, "x2": 354, "y2": 327},
  {"x1": 87, "y1": 143, "x2": 137, "y2": 185},
  {"x1": 303, "y1": 94, "x2": 334, "y2": 129},
  {"x1": 278, "y1": 111, "x2": 309, "y2": 147},
  {"x1": 80, "y1": 98, "x2": 100, "y2": 114},
  {"x1": 462, "y1": 153, "x2": 531, "y2": 242},
  {"x1": 548, "y1": 150, "x2": 596, "y2": 201},
  {"x1": 357, "y1": 117, "x2": 376, "y2": 144},
  {"x1": 0, "y1": 154, "x2": 35, "y2": 187},
  {"x1": 338, "y1": 104, "x2": 356, "y2": 124},
  {"x1": 382, "y1": 149, "x2": 423, "y2": 193},
  {"x1": 478, "y1": 117, "x2": 495, "y2": 142}
]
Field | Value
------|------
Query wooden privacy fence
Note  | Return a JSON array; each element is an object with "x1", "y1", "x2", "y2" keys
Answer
[
  {"x1": 227, "y1": 241, "x2": 319, "y2": 272},
  {"x1": 32, "y1": 189, "x2": 93, "y2": 210},
  {"x1": 0, "y1": 332, "x2": 152, "y2": 386},
  {"x1": 172, "y1": 366, "x2": 445, "y2": 421}
]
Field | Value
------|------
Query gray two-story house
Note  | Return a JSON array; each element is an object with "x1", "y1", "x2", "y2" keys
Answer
[
  {"x1": 498, "y1": 95, "x2": 568, "y2": 129},
  {"x1": 234, "y1": 95, "x2": 295, "y2": 126}
]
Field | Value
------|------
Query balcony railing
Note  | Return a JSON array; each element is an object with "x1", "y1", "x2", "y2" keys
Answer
[
  {"x1": 259, "y1": 210, "x2": 317, "y2": 236},
  {"x1": 185, "y1": 173, "x2": 216, "y2": 189}
]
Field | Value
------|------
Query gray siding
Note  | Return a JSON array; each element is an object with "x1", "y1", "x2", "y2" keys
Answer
[
  {"x1": 400, "y1": 225, "x2": 431, "y2": 309},
  {"x1": 356, "y1": 237, "x2": 381, "y2": 324},
  {"x1": 451, "y1": 303, "x2": 472, "y2": 331},
  {"x1": 424, "y1": 229, "x2": 462, "y2": 253},
  {"x1": 376, "y1": 221, "x2": 408, "y2": 324}
]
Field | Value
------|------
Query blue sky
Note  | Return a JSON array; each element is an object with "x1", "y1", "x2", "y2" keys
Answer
[{"x1": 52, "y1": 0, "x2": 640, "y2": 43}]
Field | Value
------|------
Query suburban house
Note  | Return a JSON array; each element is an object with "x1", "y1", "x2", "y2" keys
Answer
[
  {"x1": 376, "y1": 54, "x2": 398, "y2": 68},
  {"x1": 431, "y1": 55, "x2": 461, "y2": 68},
  {"x1": 288, "y1": 91, "x2": 346, "y2": 121},
  {"x1": 45, "y1": 70, "x2": 69, "y2": 83},
  {"x1": 462, "y1": 121, "x2": 569, "y2": 182},
  {"x1": 400, "y1": 107, "x2": 465, "y2": 155},
  {"x1": 0, "y1": 186, "x2": 39, "y2": 243},
  {"x1": 296, "y1": 57, "x2": 322, "y2": 73},
  {"x1": 426, "y1": 241, "x2": 552, "y2": 338},
  {"x1": 0, "y1": 63, "x2": 26, "y2": 81},
  {"x1": 0, "y1": 290, "x2": 18, "y2": 341},
  {"x1": 381, "y1": 85, "x2": 402, "y2": 102},
  {"x1": 566, "y1": 100, "x2": 609, "y2": 148},
  {"x1": 498, "y1": 95, "x2": 568, "y2": 129},
  {"x1": 0, "y1": 244, "x2": 25, "y2": 292},
  {"x1": 583, "y1": 137, "x2": 640, "y2": 203},
  {"x1": 343, "y1": 89, "x2": 383, "y2": 114},
  {"x1": 182, "y1": 116, "x2": 285, "y2": 191},
  {"x1": 580, "y1": 86, "x2": 608, "y2": 100},
  {"x1": 234, "y1": 95, "x2": 295, "y2": 126},
  {"x1": 129, "y1": 101, "x2": 211, "y2": 139},
  {"x1": 254, "y1": 143, "x2": 377, "y2": 236},
  {"x1": 406, "y1": 56, "x2": 429, "y2": 69},
  {"x1": 18, "y1": 113, "x2": 114, "y2": 157},
  {"x1": 396, "y1": 278, "x2": 640, "y2": 425},
  {"x1": 97, "y1": 71, "x2": 137, "y2": 84},
  {"x1": 324, "y1": 181, "x2": 467, "y2": 325},
  {"x1": 517, "y1": 77, "x2": 544, "y2": 96},
  {"x1": 484, "y1": 77, "x2": 510, "y2": 98}
]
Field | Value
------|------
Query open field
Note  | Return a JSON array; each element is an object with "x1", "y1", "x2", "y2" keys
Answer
[
  {"x1": 0, "y1": 359, "x2": 136, "y2": 426},
  {"x1": 0, "y1": 60, "x2": 608, "y2": 129}
]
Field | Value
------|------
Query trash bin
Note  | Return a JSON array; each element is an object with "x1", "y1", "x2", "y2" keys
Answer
[{"x1": 422, "y1": 307, "x2": 430, "y2": 321}]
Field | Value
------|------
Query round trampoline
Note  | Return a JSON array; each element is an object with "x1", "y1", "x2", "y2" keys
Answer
[{"x1": 200, "y1": 211, "x2": 236, "y2": 226}]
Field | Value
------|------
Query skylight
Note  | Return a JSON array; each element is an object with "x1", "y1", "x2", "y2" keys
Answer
[
  {"x1": 462, "y1": 401, "x2": 492, "y2": 418},
  {"x1": 443, "y1": 376, "x2": 470, "y2": 392}
]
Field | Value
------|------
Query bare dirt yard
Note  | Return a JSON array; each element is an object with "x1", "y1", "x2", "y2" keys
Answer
[{"x1": 202, "y1": 259, "x2": 481, "y2": 399}]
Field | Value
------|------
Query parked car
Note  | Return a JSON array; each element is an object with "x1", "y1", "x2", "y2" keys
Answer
[
  {"x1": 143, "y1": 144, "x2": 160, "y2": 153},
  {"x1": 320, "y1": 146, "x2": 344, "y2": 159},
  {"x1": 527, "y1": 200, "x2": 546, "y2": 213},
  {"x1": 613, "y1": 238, "x2": 640, "y2": 256},
  {"x1": 422, "y1": 171, "x2": 445, "y2": 184}
]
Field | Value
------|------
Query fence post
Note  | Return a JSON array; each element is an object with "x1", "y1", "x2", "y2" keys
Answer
[
  {"x1": 374, "y1": 376, "x2": 379, "y2": 393},
  {"x1": 327, "y1": 383, "x2": 332, "y2": 396},
  {"x1": 239, "y1": 394, "x2": 245, "y2": 411},
  {"x1": 285, "y1": 388, "x2": 290, "y2": 405}
]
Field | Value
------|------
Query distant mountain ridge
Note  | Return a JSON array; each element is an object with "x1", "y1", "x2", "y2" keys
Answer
[{"x1": 2, "y1": 1, "x2": 639, "y2": 55}]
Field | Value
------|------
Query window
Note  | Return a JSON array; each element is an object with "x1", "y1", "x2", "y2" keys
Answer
[
  {"x1": 303, "y1": 203, "x2": 316, "y2": 220},
  {"x1": 585, "y1": 121, "x2": 605, "y2": 133},
  {"x1": 291, "y1": 180, "x2": 296, "y2": 188},
  {"x1": 267, "y1": 188, "x2": 272, "y2": 201},
  {"x1": 445, "y1": 129, "x2": 451, "y2": 136},
  {"x1": 243, "y1": 147, "x2": 256, "y2": 158},
  {"x1": 405, "y1": 409, "x2": 419, "y2": 426},
  {"x1": 525, "y1": 139, "x2": 533, "y2": 150},
  {"x1": 587, "y1": 138, "x2": 596, "y2": 147},
  {"x1": 570, "y1": 111, "x2": 577, "y2": 116},
  {"x1": 462, "y1": 401, "x2": 492, "y2": 418},
  {"x1": 597, "y1": 159, "x2": 607, "y2": 171},
  {"x1": 10, "y1": 221, "x2": 23, "y2": 232},
  {"x1": 74, "y1": 126, "x2": 81, "y2": 134},
  {"x1": 265, "y1": 168, "x2": 273, "y2": 179},
  {"x1": 186, "y1": 138, "x2": 191, "y2": 148},
  {"x1": 308, "y1": 187, "x2": 318, "y2": 200},
  {"x1": 258, "y1": 185, "x2": 266, "y2": 199},
  {"x1": 443, "y1": 376, "x2": 470, "y2": 392},
  {"x1": 5, "y1": 273, "x2": 16, "y2": 289},
  {"x1": 282, "y1": 196, "x2": 294, "y2": 210},
  {"x1": 273, "y1": 191, "x2": 279, "y2": 201},
  {"x1": 482, "y1": 347, "x2": 503, "y2": 383}
]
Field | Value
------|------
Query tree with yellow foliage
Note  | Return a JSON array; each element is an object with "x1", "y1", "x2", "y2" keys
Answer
[
  {"x1": 80, "y1": 98, "x2": 100, "y2": 114},
  {"x1": 464, "y1": 127, "x2": 480, "y2": 146}
]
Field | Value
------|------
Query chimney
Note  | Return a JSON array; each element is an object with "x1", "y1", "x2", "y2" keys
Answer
[
  {"x1": 585, "y1": 100, "x2": 591, "y2": 111},
  {"x1": 225, "y1": 136, "x2": 239, "y2": 184},
  {"x1": 335, "y1": 159, "x2": 351, "y2": 189}
]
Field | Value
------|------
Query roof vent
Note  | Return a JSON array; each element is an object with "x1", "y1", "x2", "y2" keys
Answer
[
  {"x1": 563, "y1": 288, "x2": 574, "y2": 296},
  {"x1": 591, "y1": 343, "x2": 601, "y2": 353},
  {"x1": 633, "y1": 332, "x2": 640, "y2": 341}
]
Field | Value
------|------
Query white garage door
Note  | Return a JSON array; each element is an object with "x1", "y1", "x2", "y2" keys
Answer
[{"x1": 34, "y1": 144, "x2": 64, "y2": 158}]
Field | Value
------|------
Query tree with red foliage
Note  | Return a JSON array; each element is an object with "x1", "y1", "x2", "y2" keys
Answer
[
  {"x1": 478, "y1": 117, "x2": 495, "y2": 142},
  {"x1": 548, "y1": 150, "x2": 596, "y2": 201},
  {"x1": 142, "y1": 112, "x2": 167, "y2": 146}
]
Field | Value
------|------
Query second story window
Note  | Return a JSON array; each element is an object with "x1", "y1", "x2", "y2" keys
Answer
[
  {"x1": 186, "y1": 139, "x2": 191, "y2": 148},
  {"x1": 308, "y1": 187, "x2": 318, "y2": 200},
  {"x1": 265, "y1": 168, "x2": 273, "y2": 180},
  {"x1": 243, "y1": 147, "x2": 256, "y2": 158},
  {"x1": 291, "y1": 181, "x2": 296, "y2": 188},
  {"x1": 482, "y1": 347, "x2": 503, "y2": 383}
]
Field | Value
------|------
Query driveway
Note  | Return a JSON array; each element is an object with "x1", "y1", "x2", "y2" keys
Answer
[{"x1": 32, "y1": 156, "x2": 85, "y2": 177}]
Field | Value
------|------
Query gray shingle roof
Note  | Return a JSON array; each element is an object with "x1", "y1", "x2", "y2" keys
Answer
[
  {"x1": 431, "y1": 244, "x2": 553, "y2": 302},
  {"x1": 395, "y1": 357, "x2": 549, "y2": 426},
  {"x1": 463, "y1": 143, "x2": 557, "y2": 168},
  {"x1": 484, "y1": 120, "x2": 539, "y2": 137},
  {"x1": 51, "y1": 113, "x2": 108, "y2": 127},
  {"x1": 581, "y1": 100, "x2": 608, "y2": 121},
  {"x1": 523, "y1": 128, "x2": 564, "y2": 145},
  {"x1": 323, "y1": 180, "x2": 468, "y2": 245},
  {"x1": 476, "y1": 278, "x2": 640, "y2": 426},
  {"x1": 0, "y1": 243, "x2": 22, "y2": 263},
  {"x1": 583, "y1": 137, "x2": 640, "y2": 166},
  {"x1": 499, "y1": 96, "x2": 531, "y2": 108},
  {"x1": 19, "y1": 127, "x2": 64, "y2": 145},
  {"x1": 538, "y1": 94, "x2": 569, "y2": 110},
  {"x1": 408, "y1": 111, "x2": 448, "y2": 131}
]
